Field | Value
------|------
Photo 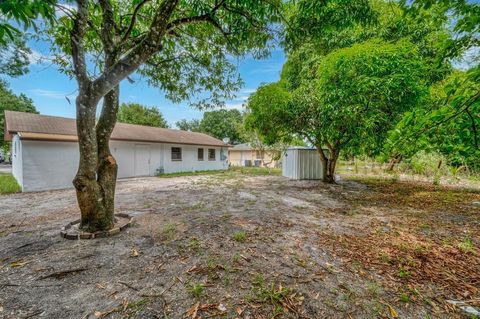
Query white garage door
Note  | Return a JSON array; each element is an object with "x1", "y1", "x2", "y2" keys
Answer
[{"x1": 134, "y1": 144, "x2": 151, "y2": 176}]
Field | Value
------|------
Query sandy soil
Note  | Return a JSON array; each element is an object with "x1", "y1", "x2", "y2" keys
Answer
[{"x1": 0, "y1": 172, "x2": 479, "y2": 319}]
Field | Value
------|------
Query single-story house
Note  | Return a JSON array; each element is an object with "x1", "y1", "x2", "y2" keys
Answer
[
  {"x1": 4, "y1": 111, "x2": 229, "y2": 192},
  {"x1": 228, "y1": 143, "x2": 280, "y2": 168}
]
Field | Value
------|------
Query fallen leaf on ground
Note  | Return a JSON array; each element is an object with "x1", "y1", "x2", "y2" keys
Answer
[
  {"x1": 186, "y1": 302, "x2": 200, "y2": 319},
  {"x1": 130, "y1": 247, "x2": 139, "y2": 257},
  {"x1": 10, "y1": 260, "x2": 29, "y2": 268}
]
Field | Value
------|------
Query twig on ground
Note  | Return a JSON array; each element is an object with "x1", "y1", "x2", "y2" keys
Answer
[
  {"x1": 119, "y1": 281, "x2": 139, "y2": 291},
  {"x1": 38, "y1": 267, "x2": 89, "y2": 280}
]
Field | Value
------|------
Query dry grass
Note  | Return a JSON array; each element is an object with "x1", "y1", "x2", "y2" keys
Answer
[{"x1": 0, "y1": 172, "x2": 478, "y2": 318}]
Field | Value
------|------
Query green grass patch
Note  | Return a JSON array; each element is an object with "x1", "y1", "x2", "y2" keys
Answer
[
  {"x1": 229, "y1": 166, "x2": 281, "y2": 176},
  {"x1": 0, "y1": 174, "x2": 20, "y2": 194},
  {"x1": 233, "y1": 231, "x2": 247, "y2": 242},
  {"x1": 186, "y1": 282, "x2": 204, "y2": 298},
  {"x1": 157, "y1": 166, "x2": 281, "y2": 178},
  {"x1": 157, "y1": 169, "x2": 226, "y2": 178}
]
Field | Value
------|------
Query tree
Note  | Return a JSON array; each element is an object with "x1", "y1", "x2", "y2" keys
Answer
[
  {"x1": 0, "y1": 80, "x2": 38, "y2": 153},
  {"x1": 245, "y1": 82, "x2": 292, "y2": 145},
  {"x1": 47, "y1": 0, "x2": 282, "y2": 232},
  {"x1": 405, "y1": 0, "x2": 479, "y2": 69},
  {"x1": 117, "y1": 103, "x2": 168, "y2": 128},
  {"x1": 385, "y1": 71, "x2": 480, "y2": 171},
  {"x1": 176, "y1": 109, "x2": 246, "y2": 143},
  {"x1": 248, "y1": 40, "x2": 427, "y2": 183},
  {"x1": 176, "y1": 118, "x2": 201, "y2": 132},
  {"x1": 199, "y1": 109, "x2": 245, "y2": 144}
]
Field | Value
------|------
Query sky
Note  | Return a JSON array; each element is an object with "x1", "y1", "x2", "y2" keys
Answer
[{"x1": 5, "y1": 37, "x2": 285, "y2": 128}]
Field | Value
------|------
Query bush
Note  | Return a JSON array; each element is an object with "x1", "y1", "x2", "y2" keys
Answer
[
  {"x1": 409, "y1": 151, "x2": 450, "y2": 178},
  {"x1": 0, "y1": 174, "x2": 21, "y2": 194}
]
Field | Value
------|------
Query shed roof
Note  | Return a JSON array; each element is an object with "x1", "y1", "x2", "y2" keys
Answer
[{"x1": 4, "y1": 111, "x2": 226, "y2": 147}]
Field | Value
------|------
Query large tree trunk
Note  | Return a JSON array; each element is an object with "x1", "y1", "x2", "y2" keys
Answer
[
  {"x1": 316, "y1": 145, "x2": 339, "y2": 183},
  {"x1": 72, "y1": 85, "x2": 119, "y2": 232}
]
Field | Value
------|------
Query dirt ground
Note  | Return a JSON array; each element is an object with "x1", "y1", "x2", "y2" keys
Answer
[{"x1": 0, "y1": 171, "x2": 479, "y2": 319}]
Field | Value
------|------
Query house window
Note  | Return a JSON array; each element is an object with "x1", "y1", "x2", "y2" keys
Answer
[
  {"x1": 208, "y1": 148, "x2": 216, "y2": 161},
  {"x1": 171, "y1": 147, "x2": 182, "y2": 161},
  {"x1": 198, "y1": 148, "x2": 204, "y2": 161}
]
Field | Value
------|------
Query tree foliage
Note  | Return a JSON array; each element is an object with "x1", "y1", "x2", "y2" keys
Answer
[
  {"x1": 177, "y1": 109, "x2": 246, "y2": 144},
  {"x1": 0, "y1": 80, "x2": 38, "y2": 149},
  {"x1": 175, "y1": 118, "x2": 201, "y2": 132},
  {"x1": 0, "y1": 0, "x2": 56, "y2": 44},
  {"x1": 244, "y1": 82, "x2": 292, "y2": 145},
  {"x1": 117, "y1": 103, "x2": 168, "y2": 128},
  {"x1": 385, "y1": 71, "x2": 480, "y2": 170},
  {"x1": 0, "y1": 0, "x2": 56, "y2": 76},
  {"x1": 247, "y1": 39, "x2": 427, "y2": 182},
  {"x1": 0, "y1": 35, "x2": 31, "y2": 77},
  {"x1": 199, "y1": 109, "x2": 245, "y2": 144}
]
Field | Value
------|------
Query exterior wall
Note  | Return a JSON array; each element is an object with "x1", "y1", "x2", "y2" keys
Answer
[
  {"x1": 282, "y1": 149, "x2": 323, "y2": 180},
  {"x1": 11, "y1": 135, "x2": 23, "y2": 190},
  {"x1": 18, "y1": 138, "x2": 228, "y2": 192},
  {"x1": 22, "y1": 140, "x2": 79, "y2": 192},
  {"x1": 162, "y1": 144, "x2": 228, "y2": 174},
  {"x1": 228, "y1": 150, "x2": 278, "y2": 168}
]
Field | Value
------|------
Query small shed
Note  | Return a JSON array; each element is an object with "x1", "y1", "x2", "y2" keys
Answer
[{"x1": 282, "y1": 147, "x2": 323, "y2": 180}]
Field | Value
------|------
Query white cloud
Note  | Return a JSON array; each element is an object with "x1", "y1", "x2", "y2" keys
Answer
[
  {"x1": 240, "y1": 88, "x2": 256, "y2": 94},
  {"x1": 28, "y1": 50, "x2": 52, "y2": 65},
  {"x1": 31, "y1": 89, "x2": 68, "y2": 99}
]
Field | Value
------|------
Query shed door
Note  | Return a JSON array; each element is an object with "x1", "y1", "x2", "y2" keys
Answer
[{"x1": 134, "y1": 144, "x2": 151, "y2": 176}]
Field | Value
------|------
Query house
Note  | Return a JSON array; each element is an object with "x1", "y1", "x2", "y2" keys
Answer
[
  {"x1": 282, "y1": 147, "x2": 324, "y2": 180},
  {"x1": 4, "y1": 111, "x2": 229, "y2": 192},
  {"x1": 228, "y1": 143, "x2": 280, "y2": 168}
]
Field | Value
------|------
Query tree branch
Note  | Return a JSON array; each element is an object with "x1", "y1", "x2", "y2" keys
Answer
[
  {"x1": 165, "y1": 0, "x2": 226, "y2": 33},
  {"x1": 98, "y1": 0, "x2": 116, "y2": 56},
  {"x1": 71, "y1": 0, "x2": 89, "y2": 86},
  {"x1": 120, "y1": 0, "x2": 151, "y2": 44},
  {"x1": 91, "y1": 0, "x2": 180, "y2": 99},
  {"x1": 465, "y1": 108, "x2": 479, "y2": 149}
]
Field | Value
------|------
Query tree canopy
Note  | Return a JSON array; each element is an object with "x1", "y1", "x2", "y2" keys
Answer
[
  {"x1": 385, "y1": 71, "x2": 480, "y2": 170},
  {"x1": 247, "y1": 39, "x2": 427, "y2": 181},
  {"x1": 176, "y1": 118, "x2": 201, "y2": 132},
  {"x1": 43, "y1": 0, "x2": 284, "y2": 232},
  {"x1": 177, "y1": 109, "x2": 246, "y2": 144},
  {"x1": 117, "y1": 103, "x2": 169, "y2": 128},
  {"x1": 0, "y1": 80, "x2": 38, "y2": 149},
  {"x1": 0, "y1": 0, "x2": 57, "y2": 76}
]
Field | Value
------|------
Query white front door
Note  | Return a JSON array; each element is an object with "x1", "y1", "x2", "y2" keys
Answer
[{"x1": 134, "y1": 144, "x2": 151, "y2": 176}]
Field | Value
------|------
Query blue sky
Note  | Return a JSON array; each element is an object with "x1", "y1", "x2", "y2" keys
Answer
[{"x1": 5, "y1": 38, "x2": 285, "y2": 128}]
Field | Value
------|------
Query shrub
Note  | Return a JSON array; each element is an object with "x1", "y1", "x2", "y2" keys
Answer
[{"x1": 409, "y1": 151, "x2": 450, "y2": 177}]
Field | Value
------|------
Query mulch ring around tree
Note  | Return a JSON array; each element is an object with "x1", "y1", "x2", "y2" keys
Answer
[{"x1": 60, "y1": 213, "x2": 133, "y2": 240}]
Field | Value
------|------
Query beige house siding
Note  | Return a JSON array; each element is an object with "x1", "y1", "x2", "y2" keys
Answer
[{"x1": 228, "y1": 149, "x2": 279, "y2": 168}]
